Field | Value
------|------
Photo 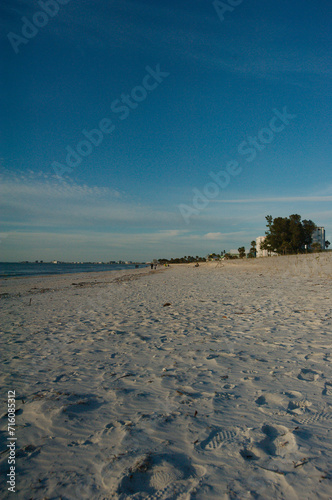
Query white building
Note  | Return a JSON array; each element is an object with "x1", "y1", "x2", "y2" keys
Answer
[
  {"x1": 256, "y1": 236, "x2": 267, "y2": 257},
  {"x1": 256, "y1": 236, "x2": 278, "y2": 257},
  {"x1": 311, "y1": 227, "x2": 325, "y2": 249}
]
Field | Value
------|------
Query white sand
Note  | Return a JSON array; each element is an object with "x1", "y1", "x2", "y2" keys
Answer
[{"x1": 1, "y1": 254, "x2": 332, "y2": 499}]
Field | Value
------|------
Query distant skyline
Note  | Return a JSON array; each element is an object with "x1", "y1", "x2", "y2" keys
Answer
[{"x1": 1, "y1": 0, "x2": 331, "y2": 261}]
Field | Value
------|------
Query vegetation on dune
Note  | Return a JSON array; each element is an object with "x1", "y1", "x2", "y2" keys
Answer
[
  {"x1": 158, "y1": 256, "x2": 206, "y2": 264},
  {"x1": 261, "y1": 214, "x2": 317, "y2": 255},
  {"x1": 247, "y1": 240, "x2": 257, "y2": 258},
  {"x1": 238, "y1": 246, "x2": 246, "y2": 258},
  {"x1": 157, "y1": 215, "x2": 328, "y2": 263}
]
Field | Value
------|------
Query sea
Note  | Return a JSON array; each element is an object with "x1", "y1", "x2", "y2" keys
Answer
[{"x1": 0, "y1": 262, "x2": 147, "y2": 279}]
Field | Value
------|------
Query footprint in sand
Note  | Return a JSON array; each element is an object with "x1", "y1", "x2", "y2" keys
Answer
[
  {"x1": 240, "y1": 447, "x2": 261, "y2": 461},
  {"x1": 149, "y1": 462, "x2": 183, "y2": 489},
  {"x1": 253, "y1": 393, "x2": 286, "y2": 416},
  {"x1": 116, "y1": 453, "x2": 205, "y2": 500},
  {"x1": 16, "y1": 444, "x2": 41, "y2": 459},
  {"x1": 53, "y1": 373, "x2": 70, "y2": 383},
  {"x1": 198, "y1": 428, "x2": 238, "y2": 451},
  {"x1": 88, "y1": 420, "x2": 129, "y2": 447},
  {"x1": 240, "y1": 424, "x2": 298, "y2": 465},
  {"x1": 213, "y1": 392, "x2": 237, "y2": 403},
  {"x1": 284, "y1": 390, "x2": 303, "y2": 399},
  {"x1": 322, "y1": 382, "x2": 332, "y2": 396},
  {"x1": 296, "y1": 410, "x2": 332, "y2": 425},
  {"x1": 258, "y1": 424, "x2": 297, "y2": 458},
  {"x1": 287, "y1": 399, "x2": 312, "y2": 415},
  {"x1": 255, "y1": 395, "x2": 267, "y2": 406},
  {"x1": 297, "y1": 369, "x2": 319, "y2": 382},
  {"x1": 62, "y1": 394, "x2": 104, "y2": 418}
]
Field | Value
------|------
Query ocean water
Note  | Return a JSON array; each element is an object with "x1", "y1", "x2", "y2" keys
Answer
[{"x1": 0, "y1": 262, "x2": 147, "y2": 278}]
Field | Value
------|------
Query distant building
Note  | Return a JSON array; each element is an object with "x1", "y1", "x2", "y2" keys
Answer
[
  {"x1": 256, "y1": 236, "x2": 278, "y2": 257},
  {"x1": 311, "y1": 227, "x2": 325, "y2": 249},
  {"x1": 256, "y1": 237, "x2": 267, "y2": 257}
]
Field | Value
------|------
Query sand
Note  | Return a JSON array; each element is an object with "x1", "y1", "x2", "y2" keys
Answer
[{"x1": 1, "y1": 254, "x2": 331, "y2": 499}]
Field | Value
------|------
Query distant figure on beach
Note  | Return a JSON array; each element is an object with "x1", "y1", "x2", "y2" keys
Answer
[{"x1": 150, "y1": 263, "x2": 153, "y2": 270}]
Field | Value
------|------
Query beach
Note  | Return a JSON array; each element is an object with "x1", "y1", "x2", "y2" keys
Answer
[{"x1": 1, "y1": 253, "x2": 332, "y2": 499}]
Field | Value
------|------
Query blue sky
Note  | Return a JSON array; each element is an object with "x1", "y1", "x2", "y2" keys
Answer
[{"x1": 1, "y1": 0, "x2": 331, "y2": 261}]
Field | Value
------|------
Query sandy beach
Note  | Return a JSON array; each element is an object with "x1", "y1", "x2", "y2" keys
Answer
[{"x1": 1, "y1": 253, "x2": 332, "y2": 499}]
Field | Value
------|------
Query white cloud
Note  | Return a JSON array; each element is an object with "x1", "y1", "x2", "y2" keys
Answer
[
  {"x1": 0, "y1": 172, "x2": 179, "y2": 230},
  {"x1": 1, "y1": 172, "x2": 330, "y2": 261},
  {"x1": 157, "y1": 229, "x2": 190, "y2": 237},
  {"x1": 204, "y1": 232, "x2": 223, "y2": 240}
]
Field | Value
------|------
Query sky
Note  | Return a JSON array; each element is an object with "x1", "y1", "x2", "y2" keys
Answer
[{"x1": 1, "y1": 0, "x2": 331, "y2": 262}]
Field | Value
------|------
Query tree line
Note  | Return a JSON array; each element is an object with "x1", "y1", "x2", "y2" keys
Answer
[
  {"x1": 261, "y1": 214, "x2": 329, "y2": 255},
  {"x1": 157, "y1": 214, "x2": 329, "y2": 263},
  {"x1": 158, "y1": 256, "x2": 207, "y2": 264}
]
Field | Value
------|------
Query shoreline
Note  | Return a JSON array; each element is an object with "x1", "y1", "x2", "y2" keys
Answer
[
  {"x1": 0, "y1": 263, "x2": 150, "y2": 281},
  {"x1": 1, "y1": 252, "x2": 331, "y2": 281},
  {"x1": 0, "y1": 266, "x2": 160, "y2": 296}
]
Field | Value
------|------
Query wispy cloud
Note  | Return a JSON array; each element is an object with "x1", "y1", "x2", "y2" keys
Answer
[
  {"x1": 0, "y1": 171, "x2": 179, "y2": 230},
  {"x1": 210, "y1": 196, "x2": 332, "y2": 203},
  {"x1": 156, "y1": 229, "x2": 190, "y2": 237},
  {"x1": 204, "y1": 232, "x2": 223, "y2": 240},
  {"x1": 157, "y1": 12, "x2": 332, "y2": 82},
  {"x1": 203, "y1": 231, "x2": 253, "y2": 240},
  {"x1": 0, "y1": 171, "x2": 261, "y2": 260}
]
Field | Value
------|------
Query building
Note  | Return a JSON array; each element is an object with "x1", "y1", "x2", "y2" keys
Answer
[
  {"x1": 256, "y1": 237, "x2": 267, "y2": 257},
  {"x1": 256, "y1": 236, "x2": 278, "y2": 257},
  {"x1": 311, "y1": 227, "x2": 325, "y2": 249}
]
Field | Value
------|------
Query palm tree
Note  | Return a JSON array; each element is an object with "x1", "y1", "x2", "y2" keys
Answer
[{"x1": 238, "y1": 246, "x2": 246, "y2": 258}]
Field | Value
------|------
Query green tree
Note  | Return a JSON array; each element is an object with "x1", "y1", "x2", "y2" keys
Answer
[
  {"x1": 289, "y1": 214, "x2": 305, "y2": 253},
  {"x1": 302, "y1": 219, "x2": 317, "y2": 247},
  {"x1": 325, "y1": 240, "x2": 330, "y2": 249},
  {"x1": 262, "y1": 214, "x2": 316, "y2": 255},
  {"x1": 247, "y1": 240, "x2": 256, "y2": 258},
  {"x1": 238, "y1": 246, "x2": 246, "y2": 258},
  {"x1": 262, "y1": 216, "x2": 289, "y2": 254}
]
